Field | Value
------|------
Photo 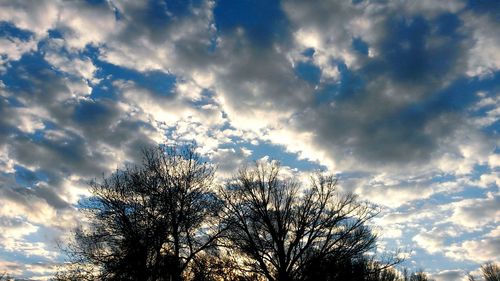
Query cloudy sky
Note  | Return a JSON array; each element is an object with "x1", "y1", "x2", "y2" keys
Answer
[{"x1": 0, "y1": 0, "x2": 498, "y2": 280}]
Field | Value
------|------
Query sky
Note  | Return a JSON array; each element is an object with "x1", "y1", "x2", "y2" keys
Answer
[{"x1": 0, "y1": 0, "x2": 498, "y2": 280}]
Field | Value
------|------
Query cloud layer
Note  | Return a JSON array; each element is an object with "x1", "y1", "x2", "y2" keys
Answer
[{"x1": 0, "y1": 0, "x2": 498, "y2": 279}]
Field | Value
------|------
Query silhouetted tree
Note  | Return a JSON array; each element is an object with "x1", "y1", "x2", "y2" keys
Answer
[
  {"x1": 53, "y1": 263, "x2": 97, "y2": 281},
  {"x1": 219, "y1": 161, "x2": 378, "y2": 281},
  {"x1": 469, "y1": 263, "x2": 500, "y2": 281},
  {"x1": 402, "y1": 270, "x2": 434, "y2": 281},
  {"x1": 0, "y1": 272, "x2": 12, "y2": 281},
  {"x1": 481, "y1": 263, "x2": 500, "y2": 281},
  {"x1": 189, "y1": 251, "x2": 259, "y2": 281},
  {"x1": 57, "y1": 145, "x2": 224, "y2": 281},
  {"x1": 302, "y1": 254, "x2": 401, "y2": 281}
]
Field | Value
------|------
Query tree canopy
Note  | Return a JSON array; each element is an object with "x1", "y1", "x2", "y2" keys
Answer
[
  {"x1": 219, "y1": 161, "x2": 378, "y2": 281},
  {"x1": 52, "y1": 144, "x2": 496, "y2": 281},
  {"x1": 57, "y1": 146, "x2": 223, "y2": 281}
]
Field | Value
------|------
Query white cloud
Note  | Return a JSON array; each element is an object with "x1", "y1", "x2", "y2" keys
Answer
[
  {"x1": 488, "y1": 154, "x2": 500, "y2": 168},
  {"x1": 413, "y1": 226, "x2": 460, "y2": 254},
  {"x1": 432, "y1": 269, "x2": 468, "y2": 281},
  {"x1": 0, "y1": 195, "x2": 75, "y2": 229},
  {"x1": 57, "y1": 1, "x2": 118, "y2": 50},
  {"x1": 0, "y1": 37, "x2": 37, "y2": 70},
  {"x1": 361, "y1": 184, "x2": 435, "y2": 208},
  {"x1": 0, "y1": 0, "x2": 59, "y2": 36},
  {"x1": 44, "y1": 40, "x2": 97, "y2": 82},
  {"x1": 463, "y1": 13, "x2": 500, "y2": 77},
  {"x1": 446, "y1": 236, "x2": 500, "y2": 263},
  {"x1": 476, "y1": 173, "x2": 500, "y2": 188},
  {"x1": 448, "y1": 195, "x2": 500, "y2": 229}
]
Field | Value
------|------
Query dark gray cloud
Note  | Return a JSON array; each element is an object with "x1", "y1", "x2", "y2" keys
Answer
[
  {"x1": 134, "y1": 0, "x2": 485, "y2": 171},
  {"x1": 275, "y1": 1, "x2": 486, "y2": 168}
]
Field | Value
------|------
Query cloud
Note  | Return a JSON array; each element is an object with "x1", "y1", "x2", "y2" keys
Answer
[
  {"x1": 205, "y1": 0, "x2": 495, "y2": 176},
  {"x1": 98, "y1": 0, "x2": 216, "y2": 75},
  {"x1": 0, "y1": 0, "x2": 59, "y2": 36},
  {"x1": 432, "y1": 269, "x2": 468, "y2": 281},
  {"x1": 44, "y1": 41, "x2": 97, "y2": 83},
  {"x1": 448, "y1": 194, "x2": 500, "y2": 230},
  {"x1": 211, "y1": 147, "x2": 253, "y2": 176},
  {"x1": 0, "y1": 36, "x2": 37, "y2": 72},
  {"x1": 462, "y1": 10, "x2": 500, "y2": 77},
  {"x1": 56, "y1": 1, "x2": 118, "y2": 50},
  {"x1": 413, "y1": 226, "x2": 460, "y2": 254},
  {"x1": 446, "y1": 234, "x2": 500, "y2": 263}
]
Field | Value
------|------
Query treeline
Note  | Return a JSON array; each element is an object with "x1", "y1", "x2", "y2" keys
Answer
[{"x1": 4, "y1": 145, "x2": 496, "y2": 281}]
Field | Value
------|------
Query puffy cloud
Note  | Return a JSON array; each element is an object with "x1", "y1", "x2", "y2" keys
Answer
[
  {"x1": 432, "y1": 269, "x2": 468, "y2": 281},
  {"x1": 44, "y1": 44, "x2": 97, "y2": 83},
  {"x1": 211, "y1": 147, "x2": 253, "y2": 176},
  {"x1": 0, "y1": 0, "x2": 59, "y2": 36},
  {"x1": 413, "y1": 226, "x2": 461, "y2": 254},
  {"x1": 99, "y1": 0, "x2": 216, "y2": 75},
  {"x1": 0, "y1": 260, "x2": 23, "y2": 277},
  {"x1": 446, "y1": 235, "x2": 500, "y2": 263},
  {"x1": 0, "y1": 36, "x2": 37, "y2": 71},
  {"x1": 448, "y1": 195, "x2": 500, "y2": 229},
  {"x1": 56, "y1": 1, "x2": 118, "y2": 50},
  {"x1": 0, "y1": 217, "x2": 38, "y2": 242},
  {"x1": 223, "y1": 0, "x2": 489, "y2": 175},
  {"x1": 463, "y1": 12, "x2": 500, "y2": 77},
  {"x1": 489, "y1": 154, "x2": 500, "y2": 168}
]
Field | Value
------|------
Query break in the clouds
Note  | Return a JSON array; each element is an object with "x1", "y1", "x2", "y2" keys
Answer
[{"x1": 0, "y1": 0, "x2": 498, "y2": 279}]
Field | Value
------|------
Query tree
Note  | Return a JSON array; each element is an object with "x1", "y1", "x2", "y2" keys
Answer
[
  {"x1": 481, "y1": 263, "x2": 500, "y2": 281},
  {"x1": 301, "y1": 255, "x2": 402, "y2": 281},
  {"x1": 219, "y1": 161, "x2": 379, "y2": 281},
  {"x1": 58, "y1": 145, "x2": 224, "y2": 281},
  {"x1": 469, "y1": 263, "x2": 500, "y2": 281},
  {"x1": 188, "y1": 251, "x2": 258, "y2": 281},
  {"x1": 407, "y1": 271, "x2": 434, "y2": 281},
  {"x1": 0, "y1": 272, "x2": 12, "y2": 281}
]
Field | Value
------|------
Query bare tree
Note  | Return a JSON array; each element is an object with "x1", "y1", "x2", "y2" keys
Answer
[
  {"x1": 219, "y1": 161, "x2": 379, "y2": 281},
  {"x1": 189, "y1": 251, "x2": 260, "y2": 281},
  {"x1": 481, "y1": 263, "x2": 500, "y2": 281},
  {"x1": 58, "y1": 145, "x2": 224, "y2": 281},
  {"x1": 0, "y1": 272, "x2": 11, "y2": 281},
  {"x1": 468, "y1": 263, "x2": 500, "y2": 281},
  {"x1": 401, "y1": 270, "x2": 434, "y2": 281},
  {"x1": 302, "y1": 254, "x2": 402, "y2": 281}
]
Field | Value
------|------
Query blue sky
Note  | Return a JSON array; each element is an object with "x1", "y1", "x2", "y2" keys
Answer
[{"x1": 0, "y1": 0, "x2": 498, "y2": 280}]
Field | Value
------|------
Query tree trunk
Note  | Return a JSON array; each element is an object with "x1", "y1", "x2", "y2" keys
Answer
[{"x1": 277, "y1": 269, "x2": 293, "y2": 281}]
